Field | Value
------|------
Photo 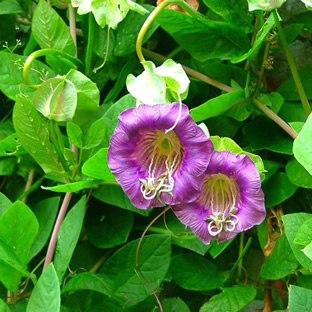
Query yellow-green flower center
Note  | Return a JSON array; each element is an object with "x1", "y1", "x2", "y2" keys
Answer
[
  {"x1": 200, "y1": 173, "x2": 240, "y2": 236},
  {"x1": 138, "y1": 130, "x2": 183, "y2": 202}
]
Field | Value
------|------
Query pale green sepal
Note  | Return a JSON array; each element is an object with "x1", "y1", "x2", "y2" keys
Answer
[
  {"x1": 126, "y1": 0, "x2": 149, "y2": 15},
  {"x1": 247, "y1": 0, "x2": 287, "y2": 11},
  {"x1": 71, "y1": 0, "x2": 92, "y2": 14}
]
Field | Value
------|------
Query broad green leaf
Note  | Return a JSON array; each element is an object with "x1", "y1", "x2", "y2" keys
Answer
[
  {"x1": 65, "y1": 69, "x2": 100, "y2": 125},
  {"x1": 0, "y1": 239, "x2": 35, "y2": 291},
  {"x1": 82, "y1": 148, "x2": 116, "y2": 182},
  {"x1": 13, "y1": 96, "x2": 65, "y2": 181},
  {"x1": 0, "y1": 157, "x2": 16, "y2": 176},
  {"x1": 278, "y1": 102, "x2": 307, "y2": 122},
  {"x1": 0, "y1": 133, "x2": 26, "y2": 157},
  {"x1": 26, "y1": 264, "x2": 60, "y2": 312},
  {"x1": 263, "y1": 160, "x2": 281, "y2": 180},
  {"x1": 208, "y1": 238, "x2": 234, "y2": 258},
  {"x1": 85, "y1": 119, "x2": 106, "y2": 149},
  {"x1": 260, "y1": 233, "x2": 298, "y2": 279},
  {"x1": 190, "y1": 90, "x2": 246, "y2": 122},
  {"x1": 67, "y1": 122, "x2": 83, "y2": 148},
  {"x1": 92, "y1": 185, "x2": 150, "y2": 216},
  {"x1": 0, "y1": 51, "x2": 55, "y2": 101},
  {"x1": 203, "y1": 0, "x2": 253, "y2": 33},
  {"x1": 103, "y1": 94, "x2": 136, "y2": 143},
  {"x1": 294, "y1": 218, "x2": 312, "y2": 247},
  {"x1": 243, "y1": 116, "x2": 293, "y2": 155},
  {"x1": 32, "y1": 0, "x2": 76, "y2": 55},
  {"x1": 155, "y1": 298, "x2": 190, "y2": 312},
  {"x1": 288, "y1": 285, "x2": 312, "y2": 311},
  {"x1": 86, "y1": 204, "x2": 133, "y2": 248},
  {"x1": 54, "y1": 196, "x2": 86, "y2": 283},
  {"x1": 153, "y1": 210, "x2": 211, "y2": 255},
  {"x1": 263, "y1": 173, "x2": 298, "y2": 207},
  {"x1": 231, "y1": 14, "x2": 275, "y2": 63},
  {"x1": 42, "y1": 180, "x2": 102, "y2": 192},
  {"x1": 157, "y1": 10, "x2": 250, "y2": 62},
  {"x1": 0, "y1": 201, "x2": 39, "y2": 266},
  {"x1": 0, "y1": 0, "x2": 23, "y2": 15},
  {"x1": 0, "y1": 192, "x2": 12, "y2": 216},
  {"x1": 64, "y1": 235, "x2": 171, "y2": 305},
  {"x1": 286, "y1": 158, "x2": 312, "y2": 188},
  {"x1": 0, "y1": 298, "x2": 11, "y2": 312},
  {"x1": 114, "y1": 5, "x2": 158, "y2": 56},
  {"x1": 283, "y1": 213, "x2": 312, "y2": 270},
  {"x1": 29, "y1": 197, "x2": 60, "y2": 260},
  {"x1": 303, "y1": 242, "x2": 312, "y2": 260},
  {"x1": 293, "y1": 113, "x2": 312, "y2": 175},
  {"x1": 32, "y1": 77, "x2": 77, "y2": 122},
  {"x1": 278, "y1": 64, "x2": 312, "y2": 101},
  {"x1": 199, "y1": 286, "x2": 256, "y2": 312},
  {"x1": 170, "y1": 254, "x2": 224, "y2": 291}
]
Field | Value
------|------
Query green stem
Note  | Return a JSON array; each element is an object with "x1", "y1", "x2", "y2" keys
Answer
[
  {"x1": 237, "y1": 232, "x2": 245, "y2": 279},
  {"x1": 85, "y1": 13, "x2": 95, "y2": 75},
  {"x1": 68, "y1": 4, "x2": 77, "y2": 56},
  {"x1": 136, "y1": 0, "x2": 205, "y2": 63},
  {"x1": 23, "y1": 48, "x2": 83, "y2": 88},
  {"x1": 273, "y1": 9, "x2": 311, "y2": 116},
  {"x1": 50, "y1": 121, "x2": 70, "y2": 173}
]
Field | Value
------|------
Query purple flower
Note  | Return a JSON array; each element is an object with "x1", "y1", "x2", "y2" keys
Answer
[
  {"x1": 107, "y1": 102, "x2": 214, "y2": 209},
  {"x1": 172, "y1": 150, "x2": 266, "y2": 244}
]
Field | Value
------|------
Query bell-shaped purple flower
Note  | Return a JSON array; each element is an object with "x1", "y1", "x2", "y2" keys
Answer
[
  {"x1": 172, "y1": 150, "x2": 266, "y2": 244},
  {"x1": 107, "y1": 102, "x2": 214, "y2": 209}
]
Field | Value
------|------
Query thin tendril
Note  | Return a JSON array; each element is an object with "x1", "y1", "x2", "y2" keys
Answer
[
  {"x1": 165, "y1": 93, "x2": 182, "y2": 133},
  {"x1": 135, "y1": 206, "x2": 171, "y2": 312}
]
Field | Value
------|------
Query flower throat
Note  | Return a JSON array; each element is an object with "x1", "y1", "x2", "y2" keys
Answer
[
  {"x1": 200, "y1": 173, "x2": 240, "y2": 236},
  {"x1": 139, "y1": 130, "x2": 183, "y2": 203}
]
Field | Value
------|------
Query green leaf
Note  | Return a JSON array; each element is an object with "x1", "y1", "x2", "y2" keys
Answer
[
  {"x1": 114, "y1": 5, "x2": 158, "y2": 56},
  {"x1": 303, "y1": 242, "x2": 312, "y2": 260},
  {"x1": 231, "y1": 14, "x2": 275, "y2": 63},
  {"x1": 86, "y1": 205, "x2": 133, "y2": 248},
  {"x1": 32, "y1": 77, "x2": 78, "y2": 122},
  {"x1": 190, "y1": 90, "x2": 246, "y2": 122},
  {"x1": 286, "y1": 158, "x2": 312, "y2": 188},
  {"x1": 13, "y1": 96, "x2": 65, "y2": 181},
  {"x1": 67, "y1": 122, "x2": 83, "y2": 148},
  {"x1": 199, "y1": 286, "x2": 257, "y2": 312},
  {"x1": 203, "y1": 0, "x2": 253, "y2": 33},
  {"x1": 208, "y1": 238, "x2": 234, "y2": 258},
  {"x1": 0, "y1": 0, "x2": 23, "y2": 15},
  {"x1": 263, "y1": 173, "x2": 298, "y2": 207},
  {"x1": 278, "y1": 102, "x2": 307, "y2": 123},
  {"x1": 64, "y1": 235, "x2": 171, "y2": 305},
  {"x1": 247, "y1": 0, "x2": 286, "y2": 11},
  {"x1": 294, "y1": 218, "x2": 312, "y2": 247},
  {"x1": 65, "y1": 69, "x2": 100, "y2": 125},
  {"x1": 288, "y1": 285, "x2": 312, "y2": 311},
  {"x1": 260, "y1": 233, "x2": 298, "y2": 279},
  {"x1": 92, "y1": 185, "x2": 150, "y2": 216},
  {"x1": 82, "y1": 148, "x2": 116, "y2": 182},
  {"x1": 42, "y1": 180, "x2": 102, "y2": 193},
  {"x1": 103, "y1": 94, "x2": 136, "y2": 143},
  {"x1": 26, "y1": 264, "x2": 60, "y2": 312},
  {"x1": 54, "y1": 196, "x2": 86, "y2": 283},
  {"x1": 29, "y1": 197, "x2": 60, "y2": 260},
  {"x1": 0, "y1": 51, "x2": 55, "y2": 101},
  {"x1": 0, "y1": 157, "x2": 16, "y2": 176},
  {"x1": 0, "y1": 192, "x2": 12, "y2": 216},
  {"x1": 157, "y1": 10, "x2": 250, "y2": 62},
  {"x1": 0, "y1": 133, "x2": 26, "y2": 157},
  {"x1": 293, "y1": 113, "x2": 312, "y2": 175},
  {"x1": 0, "y1": 298, "x2": 11, "y2": 312},
  {"x1": 283, "y1": 213, "x2": 312, "y2": 270},
  {"x1": 0, "y1": 201, "x2": 39, "y2": 266},
  {"x1": 155, "y1": 298, "x2": 190, "y2": 312},
  {"x1": 278, "y1": 64, "x2": 312, "y2": 101},
  {"x1": 243, "y1": 116, "x2": 293, "y2": 155},
  {"x1": 32, "y1": 0, "x2": 76, "y2": 55},
  {"x1": 170, "y1": 254, "x2": 224, "y2": 291},
  {"x1": 85, "y1": 119, "x2": 106, "y2": 149}
]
